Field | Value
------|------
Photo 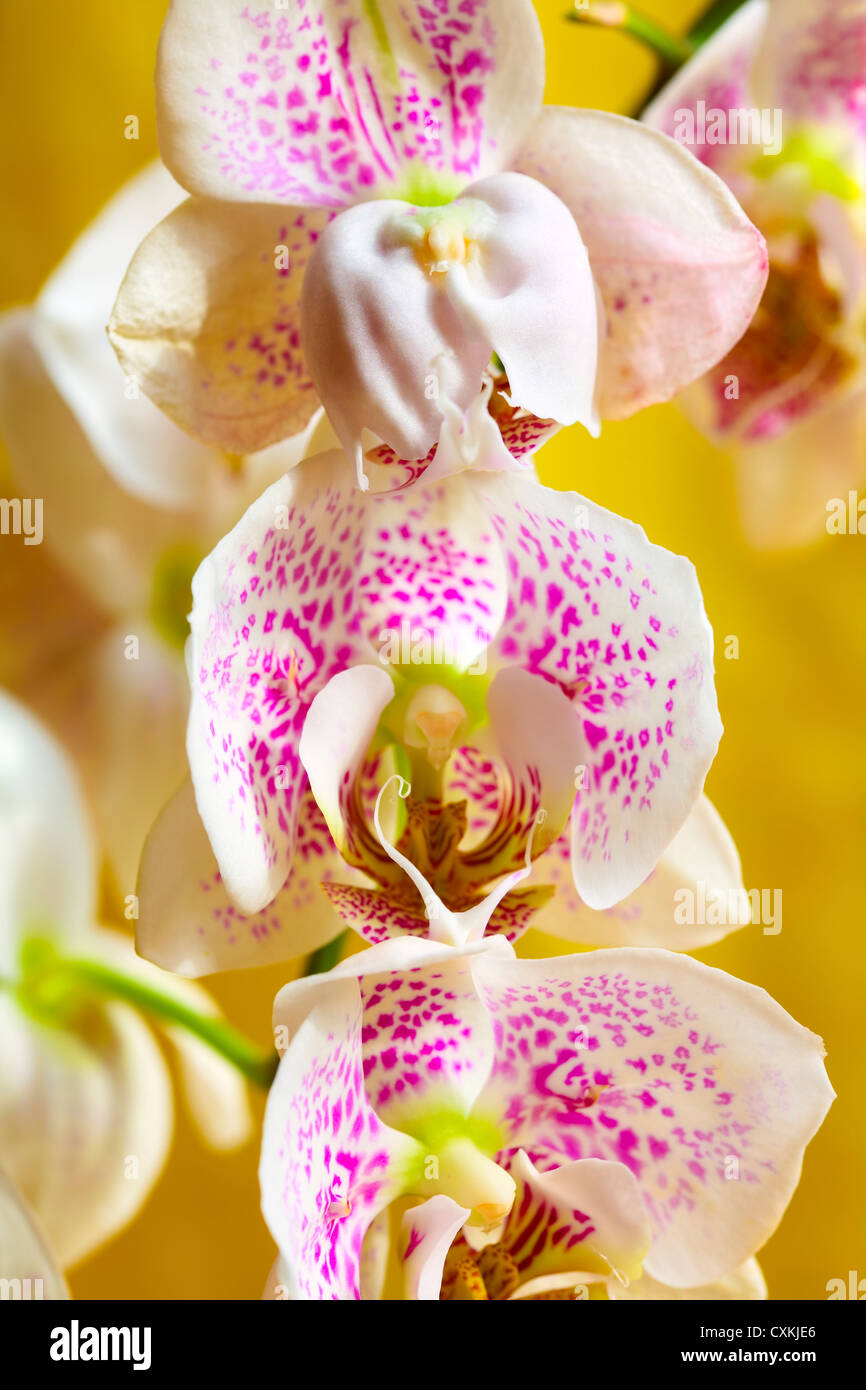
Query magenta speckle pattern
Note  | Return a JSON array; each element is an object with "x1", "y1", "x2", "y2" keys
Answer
[
  {"x1": 183, "y1": 0, "x2": 514, "y2": 206},
  {"x1": 321, "y1": 880, "x2": 537, "y2": 944},
  {"x1": 192, "y1": 474, "x2": 368, "y2": 894},
  {"x1": 359, "y1": 956, "x2": 493, "y2": 1130},
  {"x1": 475, "y1": 963, "x2": 784, "y2": 1244},
  {"x1": 358, "y1": 482, "x2": 503, "y2": 661},
  {"x1": 477, "y1": 478, "x2": 714, "y2": 880},
  {"x1": 273, "y1": 991, "x2": 415, "y2": 1299}
]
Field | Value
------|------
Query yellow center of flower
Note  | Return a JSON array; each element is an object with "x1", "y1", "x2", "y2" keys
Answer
[
  {"x1": 417, "y1": 1136, "x2": 516, "y2": 1236},
  {"x1": 391, "y1": 200, "x2": 492, "y2": 277}
]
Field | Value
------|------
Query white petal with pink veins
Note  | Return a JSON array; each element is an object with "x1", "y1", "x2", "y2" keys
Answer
[
  {"x1": 502, "y1": 1152, "x2": 650, "y2": 1295},
  {"x1": 401, "y1": 1196, "x2": 470, "y2": 1300},
  {"x1": 156, "y1": 0, "x2": 544, "y2": 207},
  {"x1": 470, "y1": 948, "x2": 834, "y2": 1287},
  {"x1": 513, "y1": 108, "x2": 768, "y2": 420}
]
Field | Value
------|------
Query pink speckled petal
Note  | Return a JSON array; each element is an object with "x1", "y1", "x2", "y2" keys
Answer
[
  {"x1": 470, "y1": 471, "x2": 722, "y2": 910},
  {"x1": 156, "y1": 0, "x2": 544, "y2": 207},
  {"x1": 358, "y1": 473, "x2": 507, "y2": 669},
  {"x1": 401, "y1": 1195, "x2": 470, "y2": 1300},
  {"x1": 358, "y1": 951, "x2": 496, "y2": 1136},
  {"x1": 299, "y1": 664, "x2": 395, "y2": 855},
  {"x1": 109, "y1": 197, "x2": 329, "y2": 454},
  {"x1": 471, "y1": 948, "x2": 834, "y2": 1287},
  {"x1": 137, "y1": 778, "x2": 357, "y2": 975},
  {"x1": 533, "y1": 795, "x2": 750, "y2": 951},
  {"x1": 273, "y1": 936, "x2": 511, "y2": 1138},
  {"x1": 751, "y1": 0, "x2": 866, "y2": 145},
  {"x1": 0, "y1": 1172, "x2": 69, "y2": 1300},
  {"x1": 513, "y1": 108, "x2": 768, "y2": 420},
  {"x1": 501, "y1": 1152, "x2": 650, "y2": 1294},
  {"x1": 642, "y1": 1, "x2": 768, "y2": 176},
  {"x1": 186, "y1": 452, "x2": 369, "y2": 914},
  {"x1": 261, "y1": 977, "x2": 422, "y2": 1301},
  {"x1": 444, "y1": 173, "x2": 598, "y2": 433}
]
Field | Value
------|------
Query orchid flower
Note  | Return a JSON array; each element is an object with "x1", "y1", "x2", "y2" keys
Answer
[
  {"x1": 259, "y1": 927, "x2": 833, "y2": 1300},
  {"x1": 136, "y1": 440, "x2": 740, "y2": 975},
  {"x1": 108, "y1": 0, "x2": 767, "y2": 491},
  {"x1": 643, "y1": 0, "x2": 866, "y2": 547},
  {"x1": 0, "y1": 164, "x2": 318, "y2": 888},
  {"x1": 0, "y1": 690, "x2": 253, "y2": 1268}
]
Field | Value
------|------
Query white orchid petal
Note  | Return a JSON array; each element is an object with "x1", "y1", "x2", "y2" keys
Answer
[{"x1": 0, "y1": 1169, "x2": 69, "y2": 1299}]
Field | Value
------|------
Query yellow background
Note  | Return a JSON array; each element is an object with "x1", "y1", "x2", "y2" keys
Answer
[{"x1": 0, "y1": 0, "x2": 862, "y2": 1300}]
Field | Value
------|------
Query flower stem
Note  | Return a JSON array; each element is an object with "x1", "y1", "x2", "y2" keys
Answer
[
  {"x1": 687, "y1": 0, "x2": 748, "y2": 47},
  {"x1": 41, "y1": 954, "x2": 279, "y2": 1090},
  {"x1": 565, "y1": 3, "x2": 693, "y2": 70},
  {"x1": 302, "y1": 931, "x2": 349, "y2": 977}
]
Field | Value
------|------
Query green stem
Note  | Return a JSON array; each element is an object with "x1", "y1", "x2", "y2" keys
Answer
[
  {"x1": 565, "y1": 3, "x2": 693, "y2": 70},
  {"x1": 23, "y1": 954, "x2": 279, "y2": 1090},
  {"x1": 303, "y1": 931, "x2": 349, "y2": 977},
  {"x1": 687, "y1": 0, "x2": 748, "y2": 47}
]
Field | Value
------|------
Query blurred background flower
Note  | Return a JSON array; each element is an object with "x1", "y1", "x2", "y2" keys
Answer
[{"x1": 0, "y1": 0, "x2": 863, "y2": 1299}]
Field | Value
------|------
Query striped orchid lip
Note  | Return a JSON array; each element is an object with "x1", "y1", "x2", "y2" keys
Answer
[
  {"x1": 261, "y1": 937, "x2": 834, "y2": 1300},
  {"x1": 107, "y1": 0, "x2": 767, "y2": 490}
]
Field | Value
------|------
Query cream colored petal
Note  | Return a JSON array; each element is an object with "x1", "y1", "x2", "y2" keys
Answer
[
  {"x1": 89, "y1": 927, "x2": 252, "y2": 1152},
  {"x1": 610, "y1": 1257, "x2": 767, "y2": 1301},
  {"x1": 109, "y1": 198, "x2": 329, "y2": 454},
  {"x1": 20, "y1": 621, "x2": 190, "y2": 896},
  {"x1": 0, "y1": 690, "x2": 95, "y2": 972},
  {"x1": 33, "y1": 161, "x2": 218, "y2": 510},
  {"x1": 0, "y1": 994, "x2": 172, "y2": 1269},
  {"x1": 731, "y1": 376, "x2": 866, "y2": 549},
  {"x1": 0, "y1": 1169, "x2": 69, "y2": 1299}
]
